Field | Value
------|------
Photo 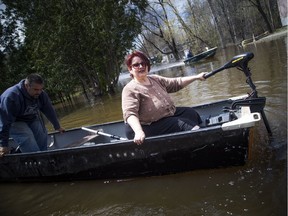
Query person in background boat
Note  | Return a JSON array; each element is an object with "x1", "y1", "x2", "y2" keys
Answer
[
  {"x1": 122, "y1": 50, "x2": 207, "y2": 145},
  {"x1": 186, "y1": 49, "x2": 193, "y2": 58},
  {"x1": 0, "y1": 73, "x2": 65, "y2": 157}
]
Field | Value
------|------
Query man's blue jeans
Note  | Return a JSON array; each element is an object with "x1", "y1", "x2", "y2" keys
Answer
[{"x1": 10, "y1": 119, "x2": 48, "y2": 152}]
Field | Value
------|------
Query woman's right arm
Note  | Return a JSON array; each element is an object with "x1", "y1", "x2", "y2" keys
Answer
[
  {"x1": 122, "y1": 85, "x2": 145, "y2": 145},
  {"x1": 126, "y1": 115, "x2": 146, "y2": 145}
]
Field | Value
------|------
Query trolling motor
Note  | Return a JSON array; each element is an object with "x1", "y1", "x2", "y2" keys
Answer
[
  {"x1": 204, "y1": 52, "x2": 272, "y2": 135},
  {"x1": 204, "y1": 52, "x2": 257, "y2": 96}
]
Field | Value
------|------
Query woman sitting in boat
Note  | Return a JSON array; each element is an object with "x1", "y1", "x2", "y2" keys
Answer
[{"x1": 122, "y1": 50, "x2": 207, "y2": 145}]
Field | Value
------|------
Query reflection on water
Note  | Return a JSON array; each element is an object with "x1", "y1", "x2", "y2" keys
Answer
[{"x1": 0, "y1": 37, "x2": 287, "y2": 216}]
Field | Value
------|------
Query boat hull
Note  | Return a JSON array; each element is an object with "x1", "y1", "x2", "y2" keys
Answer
[
  {"x1": 0, "y1": 127, "x2": 249, "y2": 182},
  {"x1": 0, "y1": 96, "x2": 265, "y2": 182}
]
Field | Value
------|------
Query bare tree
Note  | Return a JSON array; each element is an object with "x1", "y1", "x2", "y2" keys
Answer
[
  {"x1": 139, "y1": 0, "x2": 182, "y2": 60},
  {"x1": 138, "y1": 0, "x2": 282, "y2": 56},
  {"x1": 206, "y1": 0, "x2": 225, "y2": 47},
  {"x1": 205, "y1": 0, "x2": 281, "y2": 45},
  {"x1": 247, "y1": 0, "x2": 278, "y2": 32},
  {"x1": 166, "y1": 0, "x2": 214, "y2": 49}
]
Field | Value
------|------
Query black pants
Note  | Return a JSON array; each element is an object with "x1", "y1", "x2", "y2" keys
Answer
[{"x1": 125, "y1": 107, "x2": 202, "y2": 139}]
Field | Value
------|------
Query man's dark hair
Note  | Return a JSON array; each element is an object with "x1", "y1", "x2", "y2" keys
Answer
[{"x1": 25, "y1": 74, "x2": 44, "y2": 86}]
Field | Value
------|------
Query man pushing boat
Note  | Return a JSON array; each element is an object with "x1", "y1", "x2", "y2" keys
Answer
[{"x1": 0, "y1": 74, "x2": 64, "y2": 156}]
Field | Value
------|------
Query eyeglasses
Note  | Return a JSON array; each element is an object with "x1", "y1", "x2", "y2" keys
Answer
[{"x1": 131, "y1": 62, "x2": 146, "y2": 69}]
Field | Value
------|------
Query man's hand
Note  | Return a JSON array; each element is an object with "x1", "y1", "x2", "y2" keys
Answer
[
  {"x1": 0, "y1": 147, "x2": 11, "y2": 157},
  {"x1": 57, "y1": 127, "x2": 65, "y2": 133}
]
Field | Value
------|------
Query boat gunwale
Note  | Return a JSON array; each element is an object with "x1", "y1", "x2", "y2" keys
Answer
[{"x1": 3, "y1": 124, "x2": 226, "y2": 158}]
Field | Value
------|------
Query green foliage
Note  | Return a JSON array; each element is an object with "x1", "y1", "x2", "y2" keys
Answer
[{"x1": 0, "y1": 0, "x2": 148, "y2": 97}]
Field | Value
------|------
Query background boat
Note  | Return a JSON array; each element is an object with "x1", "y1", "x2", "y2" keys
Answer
[{"x1": 184, "y1": 47, "x2": 217, "y2": 64}]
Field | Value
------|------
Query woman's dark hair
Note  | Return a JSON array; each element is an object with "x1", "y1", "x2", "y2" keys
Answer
[{"x1": 125, "y1": 50, "x2": 151, "y2": 72}]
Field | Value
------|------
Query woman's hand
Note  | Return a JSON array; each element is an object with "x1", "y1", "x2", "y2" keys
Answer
[
  {"x1": 133, "y1": 130, "x2": 146, "y2": 145},
  {"x1": 197, "y1": 72, "x2": 208, "y2": 80},
  {"x1": 126, "y1": 115, "x2": 146, "y2": 145}
]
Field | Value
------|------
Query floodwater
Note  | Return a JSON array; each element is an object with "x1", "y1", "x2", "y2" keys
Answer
[{"x1": 0, "y1": 36, "x2": 287, "y2": 216}]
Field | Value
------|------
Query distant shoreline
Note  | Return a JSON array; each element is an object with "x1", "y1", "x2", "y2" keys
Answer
[{"x1": 256, "y1": 26, "x2": 287, "y2": 43}]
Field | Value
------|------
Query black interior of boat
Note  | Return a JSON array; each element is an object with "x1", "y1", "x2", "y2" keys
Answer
[{"x1": 44, "y1": 97, "x2": 247, "y2": 150}]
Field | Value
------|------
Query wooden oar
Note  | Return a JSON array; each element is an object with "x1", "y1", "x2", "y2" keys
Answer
[{"x1": 81, "y1": 127, "x2": 128, "y2": 141}]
